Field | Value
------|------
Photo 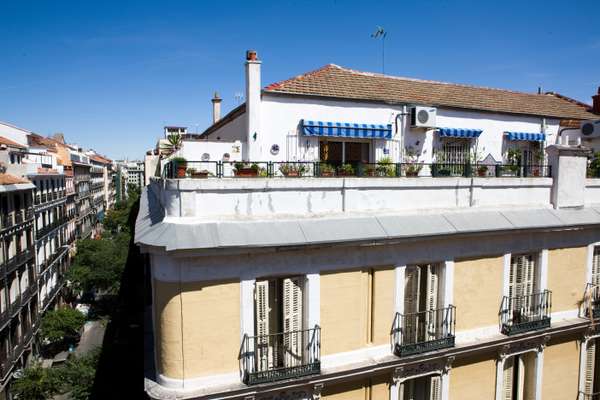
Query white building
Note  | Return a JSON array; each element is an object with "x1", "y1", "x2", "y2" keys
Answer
[{"x1": 178, "y1": 51, "x2": 598, "y2": 176}]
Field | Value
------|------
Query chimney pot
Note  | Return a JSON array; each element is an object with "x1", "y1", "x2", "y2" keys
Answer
[
  {"x1": 246, "y1": 50, "x2": 258, "y2": 61},
  {"x1": 593, "y1": 86, "x2": 600, "y2": 114},
  {"x1": 211, "y1": 91, "x2": 222, "y2": 124}
]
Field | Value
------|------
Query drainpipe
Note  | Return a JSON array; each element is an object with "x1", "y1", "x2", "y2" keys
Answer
[{"x1": 395, "y1": 105, "x2": 408, "y2": 162}]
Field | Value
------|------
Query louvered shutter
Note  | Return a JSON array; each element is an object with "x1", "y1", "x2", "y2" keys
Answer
[
  {"x1": 586, "y1": 340, "x2": 596, "y2": 396},
  {"x1": 429, "y1": 376, "x2": 441, "y2": 400},
  {"x1": 593, "y1": 247, "x2": 600, "y2": 287},
  {"x1": 503, "y1": 356, "x2": 515, "y2": 400},
  {"x1": 283, "y1": 277, "x2": 303, "y2": 367},
  {"x1": 255, "y1": 280, "x2": 270, "y2": 371},
  {"x1": 404, "y1": 266, "x2": 421, "y2": 344},
  {"x1": 426, "y1": 265, "x2": 439, "y2": 341}
]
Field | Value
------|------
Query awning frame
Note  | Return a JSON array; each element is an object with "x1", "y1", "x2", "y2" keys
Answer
[{"x1": 302, "y1": 120, "x2": 392, "y2": 140}]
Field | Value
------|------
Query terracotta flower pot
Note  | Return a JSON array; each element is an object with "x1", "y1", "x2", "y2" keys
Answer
[
  {"x1": 176, "y1": 166, "x2": 187, "y2": 178},
  {"x1": 191, "y1": 171, "x2": 209, "y2": 179},
  {"x1": 235, "y1": 168, "x2": 258, "y2": 177}
]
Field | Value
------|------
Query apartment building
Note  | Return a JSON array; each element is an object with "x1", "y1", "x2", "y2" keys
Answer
[
  {"x1": 70, "y1": 151, "x2": 94, "y2": 239},
  {"x1": 142, "y1": 52, "x2": 600, "y2": 400},
  {"x1": 0, "y1": 134, "x2": 38, "y2": 399}
]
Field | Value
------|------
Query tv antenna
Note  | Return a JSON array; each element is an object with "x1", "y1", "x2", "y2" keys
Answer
[
  {"x1": 234, "y1": 92, "x2": 244, "y2": 105},
  {"x1": 371, "y1": 26, "x2": 387, "y2": 75}
]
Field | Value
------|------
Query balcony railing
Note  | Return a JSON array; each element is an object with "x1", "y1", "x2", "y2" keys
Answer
[
  {"x1": 500, "y1": 290, "x2": 552, "y2": 335},
  {"x1": 164, "y1": 160, "x2": 553, "y2": 179},
  {"x1": 579, "y1": 392, "x2": 600, "y2": 400},
  {"x1": 392, "y1": 306, "x2": 456, "y2": 357},
  {"x1": 0, "y1": 214, "x2": 14, "y2": 230},
  {"x1": 583, "y1": 283, "x2": 600, "y2": 320},
  {"x1": 241, "y1": 326, "x2": 321, "y2": 385}
]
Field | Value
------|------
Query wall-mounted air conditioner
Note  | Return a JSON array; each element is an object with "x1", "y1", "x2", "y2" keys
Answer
[
  {"x1": 410, "y1": 106, "x2": 437, "y2": 128},
  {"x1": 581, "y1": 120, "x2": 600, "y2": 139}
]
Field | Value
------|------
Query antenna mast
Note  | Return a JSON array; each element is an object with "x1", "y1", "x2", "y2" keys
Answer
[{"x1": 371, "y1": 26, "x2": 387, "y2": 74}]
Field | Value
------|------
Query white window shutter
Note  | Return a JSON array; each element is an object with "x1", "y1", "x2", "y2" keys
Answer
[
  {"x1": 503, "y1": 356, "x2": 514, "y2": 400},
  {"x1": 404, "y1": 266, "x2": 421, "y2": 314},
  {"x1": 586, "y1": 340, "x2": 596, "y2": 395},
  {"x1": 593, "y1": 247, "x2": 600, "y2": 286},
  {"x1": 426, "y1": 265, "x2": 439, "y2": 341},
  {"x1": 404, "y1": 266, "x2": 421, "y2": 344},
  {"x1": 255, "y1": 280, "x2": 271, "y2": 371},
  {"x1": 283, "y1": 277, "x2": 303, "y2": 367},
  {"x1": 429, "y1": 376, "x2": 441, "y2": 400}
]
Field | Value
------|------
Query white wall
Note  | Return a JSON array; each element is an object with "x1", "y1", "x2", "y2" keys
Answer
[
  {"x1": 179, "y1": 140, "x2": 243, "y2": 163},
  {"x1": 256, "y1": 95, "x2": 561, "y2": 163},
  {"x1": 0, "y1": 121, "x2": 30, "y2": 147}
]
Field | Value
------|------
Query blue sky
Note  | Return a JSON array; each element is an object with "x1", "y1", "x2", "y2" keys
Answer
[{"x1": 1, "y1": 0, "x2": 598, "y2": 160}]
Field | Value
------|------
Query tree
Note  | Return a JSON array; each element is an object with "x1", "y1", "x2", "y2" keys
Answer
[
  {"x1": 40, "y1": 308, "x2": 86, "y2": 344},
  {"x1": 57, "y1": 349, "x2": 100, "y2": 400},
  {"x1": 11, "y1": 363, "x2": 61, "y2": 400}
]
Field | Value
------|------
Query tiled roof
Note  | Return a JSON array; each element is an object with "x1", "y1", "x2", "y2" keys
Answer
[
  {"x1": 264, "y1": 64, "x2": 597, "y2": 120},
  {"x1": 0, "y1": 136, "x2": 26, "y2": 149},
  {"x1": 0, "y1": 173, "x2": 30, "y2": 185},
  {"x1": 90, "y1": 154, "x2": 112, "y2": 164}
]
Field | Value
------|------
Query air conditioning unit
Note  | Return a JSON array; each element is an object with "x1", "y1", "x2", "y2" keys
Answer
[
  {"x1": 581, "y1": 120, "x2": 600, "y2": 139},
  {"x1": 410, "y1": 106, "x2": 437, "y2": 128}
]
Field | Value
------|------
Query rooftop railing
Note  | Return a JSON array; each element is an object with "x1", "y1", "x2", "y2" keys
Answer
[
  {"x1": 241, "y1": 326, "x2": 321, "y2": 385},
  {"x1": 164, "y1": 160, "x2": 552, "y2": 179},
  {"x1": 392, "y1": 306, "x2": 456, "y2": 357},
  {"x1": 500, "y1": 290, "x2": 552, "y2": 335}
]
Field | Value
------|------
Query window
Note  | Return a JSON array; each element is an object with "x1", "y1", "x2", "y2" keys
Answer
[
  {"x1": 400, "y1": 375, "x2": 441, "y2": 400},
  {"x1": 439, "y1": 138, "x2": 471, "y2": 164},
  {"x1": 255, "y1": 276, "x2": 304, "y2": 372},
  {"x1": 584, "y1": 338, "x2": 600, "y2": 396},
  {"x1": 509, "y1": 254, "x2": 538, "y2": 300},
  {"x1": 593, "y1": 247, "x2": 600, "y2": 286},
  {"x1": 502, "y1": 353, "x2": 536, "y2": 400},
  {"x1": 404, "y1": 264, "x2": 441, "y2": 343}
]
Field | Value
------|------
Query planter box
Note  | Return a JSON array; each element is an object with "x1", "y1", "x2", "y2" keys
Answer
[
  {"x1": 190, "y1": 171, "x2": 209, "y2": 179},
  {"x1": 320, "y1": 171, "x2": 335, "y2": 177},
  {"x1": 235, "y1": 168, "x2": 258, "y2": 177}
]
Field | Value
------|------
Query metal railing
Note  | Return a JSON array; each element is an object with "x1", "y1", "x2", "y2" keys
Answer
[
  {"x1": 392, "y1": 306, "x2": 456, "y2": 357},
  {"x1": 500, "y1": 290, "x2": 552, "y2": 335},
  {"x1": 241, "y1": 326, "x2": 321, "y2": 385},
  {"x1": 579, "y1": 391, "x2": 600, "y2": 400},
  {"x1": 583, "y1": 283, "x2": 600, "y2": 320},
  {"x1": 164, "y1": 160, "x2": 552, "y2": 179}
]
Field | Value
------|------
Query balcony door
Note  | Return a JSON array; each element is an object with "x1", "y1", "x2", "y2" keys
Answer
[
  {"x1": 400, "y1": 375, "x2": 441, "y2": 400},
  {"x1": 319, "y1": 140, "x2": 370, "y2": 166},
  {"x1": 502, "y1": 353, "x2": 536, "y2": 400},
  {"x1": 509, "y1": 254, "x2": 539, "y2": 320},
  {"x1": 404, "y1": 264, "x2": 441, "y2": 344},
  {"x1": 592, "y1": 246, "x2": 600, "y2": 286},
  {"x1": 255, "y1": 276, "x2": 304, "y2": 372}
]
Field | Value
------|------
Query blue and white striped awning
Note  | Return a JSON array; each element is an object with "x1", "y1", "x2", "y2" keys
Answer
[
  {"x1": 302, "y1": 120, "x2": 392, "y2": 139},
  {"x1": 505, "y1": 132, "x2": 546, "y2": 141},
  {"x1": 437, "y1": 127, "x2": 483, "y2": 138}
]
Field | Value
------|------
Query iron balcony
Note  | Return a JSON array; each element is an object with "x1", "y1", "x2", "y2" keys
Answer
[
  {"x1": 392, "y1": 306, "x2": 456, "y2": 357},
  {"x1": 241, "y1": 326, "x2": 321, "y2": 385},
  {"x1": 500, "y1": 290, "x2": 552, "y2": 335},
  {"x1": 583, "y1": 283, "x2": 600, "y2": 320},
  {"x1": 578, "y1": 392, "x2": 600, "y2": 400}
]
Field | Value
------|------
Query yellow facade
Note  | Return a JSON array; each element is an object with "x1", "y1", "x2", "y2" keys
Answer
[
  {"x1": 322, "y1": 379, "x2": 366, "y2": 400},
  {"x1": 450, "y1": 356, "x2": 496, "y2": 400},
  {"x1": 548, "y1": 247, "x2": 587, "y2": 312},
  {"x1": 453, "y1": 256, "x2": 504, "y2": 331},
  {"x1": 153, "y1": 278, "x2": 240, "y2": 379},
  {"x1": 320, "y1": 269, "x2": 369, "y2": 355},
  {"x1": 542, "y1": 340, "x2": 581, "y2": 400},
  {"x1": 371, "y1": 267, "x2": 395, "y2": 345}
]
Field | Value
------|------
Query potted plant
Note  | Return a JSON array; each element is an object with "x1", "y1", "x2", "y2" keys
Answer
[
  {"x1": 477, "y1": 165, "x2": 488, "y2": 177},
  {"x1": 319, "y1": 163, "x2": 335, "y2": 177},
  {"x1": 403, "y1": 148, "x2": 423, "y2": 177},
  {"x1": 234, "y1": 162, "x2": 259, "y2": 177},
  {"x1": 279, "y1": 163, "x2": 307, "y2": 177},
  {"x1": 171, "y1": 157, "x2": 187, "y2": 178},
  {"x1": 505, "y1": 148, "x2": 521, "y2": 175},
  {"x1": 337, "y1": 163, "x2": 355, "y2": 176},
  {"x1": 588, "y1": 152, "x2": 600, "y2": 178},
  {"x1": 376, "y1": 156, "x2": 395, "y2": 177},
  {"x1": 189, "y1": 169, "x2": 210, "y2": 179}
]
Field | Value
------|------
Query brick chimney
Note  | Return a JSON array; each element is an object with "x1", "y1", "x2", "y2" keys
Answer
[
  {"x1": 211, "y1": 92, "x2": 222, "y2": 124},
  {"x1": 245, "y1": 50, "x2": 261, "y2": 161},
  {"x1": 593, "y1": 86, "x2": 600, "y2": 114}
]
